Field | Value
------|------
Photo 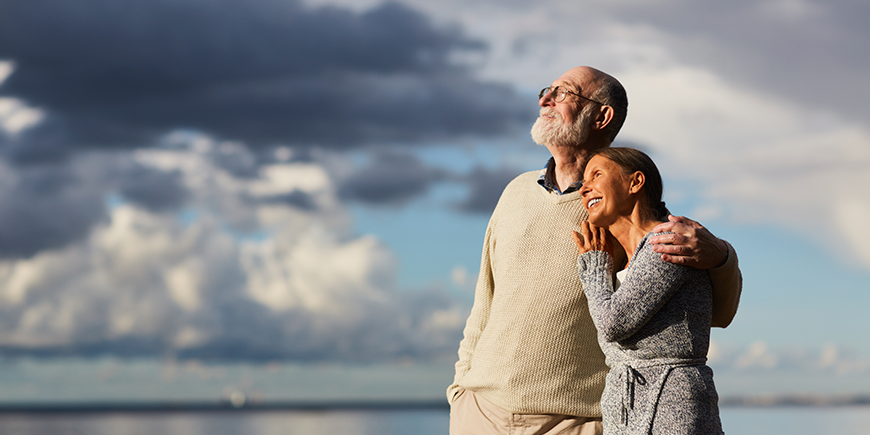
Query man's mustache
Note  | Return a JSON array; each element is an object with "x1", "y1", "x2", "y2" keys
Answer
[{"x1": 539, "y1": 108, "x2": 560, "y2": 119}]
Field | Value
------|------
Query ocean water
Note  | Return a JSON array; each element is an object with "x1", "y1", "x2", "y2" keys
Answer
[{"x1": 0, "y1": 407, "x2": 868, "y2": 435}]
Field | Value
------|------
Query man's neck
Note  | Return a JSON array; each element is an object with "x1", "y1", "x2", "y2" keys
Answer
[{"x1": 546, "y1": 143, "x2": 601, "y2": 192}]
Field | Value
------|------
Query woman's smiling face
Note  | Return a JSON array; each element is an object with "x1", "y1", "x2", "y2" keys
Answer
[{"x1": 580, "y1": 154, "x2": 634, "y2": 227}]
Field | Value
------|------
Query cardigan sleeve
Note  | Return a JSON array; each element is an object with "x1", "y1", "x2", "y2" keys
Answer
[
  {"x1": 708, "y1": 240, "x2": 742, "y2": 328},
  {"x1": 578, "y1": 240, "x2": 691, "y2": 343}
]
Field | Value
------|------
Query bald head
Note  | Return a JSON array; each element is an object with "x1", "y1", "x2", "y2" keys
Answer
[
  {"x1": 560, "y1": 66, "x2": 612, "y2": 88},
  {"x1": 562, "y1": 66, "x2": 628, "y2": 145}
]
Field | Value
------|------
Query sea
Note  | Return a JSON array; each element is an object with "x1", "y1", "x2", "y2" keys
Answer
[{"x1": 0, "y1": 406, "x2": 868, "y2": 435}]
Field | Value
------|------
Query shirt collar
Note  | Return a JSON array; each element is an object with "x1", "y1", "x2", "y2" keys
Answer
[{"x1": 537, "y1": 157, "x2": 583, "y2": 195}]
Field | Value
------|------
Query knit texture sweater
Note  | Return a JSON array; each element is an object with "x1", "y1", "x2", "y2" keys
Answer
[
  {"x1": 449, "y1": 170, "x2": 611, "y2": 416},
  {"x1": 578, "y1": 234, "x2": 723, "y2": 434},
  {"x1": 448, "y1": 170, "x2": 741, "y2": 418}
]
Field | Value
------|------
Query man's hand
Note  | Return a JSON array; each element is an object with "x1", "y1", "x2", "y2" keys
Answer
[
  {"x1": 649, "y1": 215, "x2": 728, "y2": 269},
  {"x1": 572, "y1": 221, "x2": 613, "y2": 256}
]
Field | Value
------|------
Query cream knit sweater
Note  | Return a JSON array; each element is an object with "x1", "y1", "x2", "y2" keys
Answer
[
  {"x1": 449, "y1": 170, "x2": 608, "y2": 416},
  {"x1": 448, "y1": 170, "x2": 740, "y2": 418}
]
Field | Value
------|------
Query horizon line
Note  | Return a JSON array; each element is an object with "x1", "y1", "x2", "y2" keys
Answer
[{"x1": 1, "y1": 393, "x2": 869, "y2": 414}]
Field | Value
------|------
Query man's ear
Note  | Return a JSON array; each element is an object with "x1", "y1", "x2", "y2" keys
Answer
[
  {"x1": 594, "y1": 105, "x2": 614, "y2": 130},
  {"x1": 628, "y1": 171, "x2": 645, "y2": 194}
]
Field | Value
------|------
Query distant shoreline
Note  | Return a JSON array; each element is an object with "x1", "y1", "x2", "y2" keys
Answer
[
  {"x1": 719, "y1": 394, "x2": 870, "y2": 408},
  {"x1": 0, "y1": 395, "x2": 869, "y2": 413},
  {"x1": 0, "y1": 400, "x2": 451, "y2": 414}
]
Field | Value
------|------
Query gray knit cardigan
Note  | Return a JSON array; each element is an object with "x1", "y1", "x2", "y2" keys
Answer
[{"x1": 577, "y1": 232, "x2": 724, "y2": 435}]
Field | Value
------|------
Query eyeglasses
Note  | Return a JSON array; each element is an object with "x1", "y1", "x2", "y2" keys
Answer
[{"x1": 538, "y1": 86, "x2": 604, "y2": 105}]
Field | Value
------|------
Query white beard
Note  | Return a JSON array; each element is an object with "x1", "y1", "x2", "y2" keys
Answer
[{"x1": 530, "y1": 107, "x2": 591, "y2": 147}]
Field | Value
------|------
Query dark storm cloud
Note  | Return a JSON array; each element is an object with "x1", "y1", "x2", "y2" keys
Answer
[
  {"x1": 454, "y1": 166, "x2": 521, "y2": 214},
  {"x1": 338, "y1": 151, "x2": 447, "y2": 205},
  {"x1": 258, "y1": 190, "x2": 318, "y2": 211},
  {"x1": 0, "y1": 162, "x2": 107, "y2": 259},
  {"x1": 0, "y1": 0, "x2": 530, "y2": 157},
  {"x1": 118, "y1": 164, "x2": 189, "y2": 212},
  {"x1": 0, "y1": 121, "x2": 73, "y2": 164},
  {"x1": 0, "y1": 151, "x2": 196, "y2": 258}
]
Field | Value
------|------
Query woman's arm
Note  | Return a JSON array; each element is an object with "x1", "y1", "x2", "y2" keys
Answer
[{"x1": 578, "y1": 236, "x2": 690, "y2": 342}]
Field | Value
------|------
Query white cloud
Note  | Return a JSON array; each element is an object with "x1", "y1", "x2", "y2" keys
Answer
[
  {"x1": 450, "y1": 265, "x2": 469, "y2": 288},
  {"x1": 0, "y1": 61, "x2": 13, "y2": 84},
  {"x1": 247, "y1": 164, "x2": 331, "y2": 198},
  {"x1": 834, "y1": 198, "x2": 870, "y2": 267},
  {"x1": 0, "y1": 137, "x2": 464, "y2": 361},
  {"x1": 734, "y1": 341, "x2": 779, "y2": 369},
  {"x1": 614, "y1": 64, "x2": 870, "y2": 267},
  {"x1": 0, "y1": 61, "x2": 44, "y2": 135},
  {"x1": 242, "y1": 229, "x2": 394, "y2": 314},
  {"x1": 816, "y1": 343, "x2": 870, "y2": 375},
  {"x1": 320, "y1": 0, "x2": 870, "y2": 270},
  {"x1": 706, "y1": 339, "x2": 721, "y2": 364},
  {"x1": 819, "y1": 343, "x2": 839, "y2": 368},
  {"x1": 164, "y1": 259, "x2": 205, "y2": 311},
  {"x1": 711, "y1": 341, "x2": 870, "y2": 378},
  {"x1": 0, "y1": 98, "x2": 44, "y2": 135}
]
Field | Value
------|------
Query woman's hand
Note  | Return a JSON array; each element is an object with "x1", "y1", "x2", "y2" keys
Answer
[{"x1": 572, "y1": 221, "x2": 612, "y2": 255}]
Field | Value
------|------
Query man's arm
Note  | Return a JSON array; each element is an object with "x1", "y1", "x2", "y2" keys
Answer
[
  {"x1": 707, "y1": 240, "x2": 741, "y2": 327},
  {"x1": 447, "y1": 224, "x2": 496, "y2": 403},
  {"x1": 650, "y1": 215, "x2": 743, "y2": 328}
]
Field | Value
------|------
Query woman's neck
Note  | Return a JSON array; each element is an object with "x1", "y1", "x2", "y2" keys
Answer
[{"x1": 607, "y1": 211, "x2": 662, "y2": 263}]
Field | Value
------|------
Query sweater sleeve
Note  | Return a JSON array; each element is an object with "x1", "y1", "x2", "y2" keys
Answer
[
  {"x1": 578, "y1": 240, "x2": 690, "y2": 343},
  {"x1": 708, "y1": 240, "x2": 742, "y2": 328},
  {"x1": 447, "y1": 222, "x2": 495, "y2": 404}
]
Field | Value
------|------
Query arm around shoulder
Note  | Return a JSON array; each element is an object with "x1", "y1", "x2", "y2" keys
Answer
[{"x1": 709, "y1": 240, "x2": 742, "y2": 328}]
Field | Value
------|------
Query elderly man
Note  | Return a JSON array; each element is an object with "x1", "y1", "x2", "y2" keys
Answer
[{"x1": 447, "y1": 66, "x2": 741, "y2": 435}]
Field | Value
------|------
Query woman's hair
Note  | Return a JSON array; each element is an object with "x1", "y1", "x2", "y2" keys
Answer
[{"x1": 591, "y1": 147, "x2": 670, "y2": 221}]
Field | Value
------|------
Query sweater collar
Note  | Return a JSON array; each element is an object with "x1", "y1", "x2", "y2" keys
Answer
[{"x1": 537, "y1": 157, "x2": 583, "y2": 195}]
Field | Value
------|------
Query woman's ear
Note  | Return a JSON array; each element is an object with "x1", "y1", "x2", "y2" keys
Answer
[{"x1": 628, "y1": 171, "x2": 645, "y2": 194}]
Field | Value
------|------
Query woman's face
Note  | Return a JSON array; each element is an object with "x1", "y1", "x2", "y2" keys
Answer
[{"x1": 580, "y1": 155, "x2": 634, "y2": 227}]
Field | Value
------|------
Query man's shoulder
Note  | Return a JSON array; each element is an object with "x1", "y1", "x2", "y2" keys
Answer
[
  {"x1": 486, "y1": 170, "x2": 545, "y2": 217},
  {"x1": 488, "y1": 170, "x2": 542, "y2": 217},
  {"x1": 503, "y1": 170, "x2": 542, "y2": 192}
]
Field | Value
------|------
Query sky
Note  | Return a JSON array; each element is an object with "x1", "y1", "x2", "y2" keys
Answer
[{"x1": 0, "y1": 0, "x2": 869, "y2": 404}]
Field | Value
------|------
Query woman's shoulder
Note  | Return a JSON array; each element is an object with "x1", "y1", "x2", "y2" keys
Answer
[
  {"x1": 635, "y1": 231, "x2": 709, "y2": 284},
  {"x1": 633, "y1": 231, "x2": 677, "y2": 267},
  {"x1": 635, "y1": 230, "x2": 672, "y2": 253}
]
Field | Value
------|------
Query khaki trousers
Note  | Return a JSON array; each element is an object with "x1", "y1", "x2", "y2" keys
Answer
[{"x1": 449, "y1": 388, "x2": 603, "y2": 435}]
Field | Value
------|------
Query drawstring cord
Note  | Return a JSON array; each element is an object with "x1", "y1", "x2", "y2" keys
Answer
[
  {"x1": 612, "y1": 358, "x2": 705, "y2": 427},
  {"x1": 620, "y1": 365, "x2": 647, "y2": 425}
]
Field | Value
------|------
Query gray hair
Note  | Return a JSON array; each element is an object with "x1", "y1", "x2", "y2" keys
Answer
[{"x1": 590, "y1": 79, "x2": 628, "y2": 144}]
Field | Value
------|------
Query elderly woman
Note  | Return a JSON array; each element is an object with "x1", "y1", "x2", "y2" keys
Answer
[{"x1": 572, "y1": 147, "x2": 723, "y2": 435}]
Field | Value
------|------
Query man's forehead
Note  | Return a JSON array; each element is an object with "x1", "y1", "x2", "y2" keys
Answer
[
  {"x1": 553, "y1": 68, "x2": 595, "y2": 91},
  {"x1": 551, "y1": 79, "x2": 579, "y2": 91}
]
